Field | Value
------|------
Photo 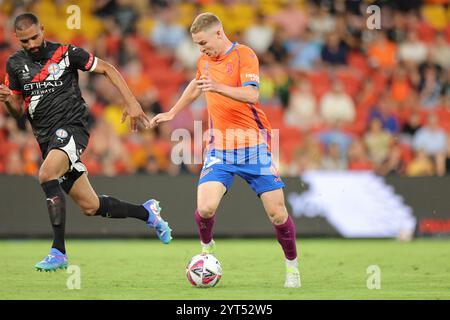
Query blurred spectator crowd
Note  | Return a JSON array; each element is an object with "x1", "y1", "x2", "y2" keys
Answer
[{"x1": 2, "y1": 0, "x2": 450, "y2": 178}]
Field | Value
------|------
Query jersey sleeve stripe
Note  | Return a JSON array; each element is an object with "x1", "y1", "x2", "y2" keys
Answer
[
  {"x1": 88, "y1": 56, "x2": 98, "y2": 72},
  {"x1": 242, "y1": 81, "x2": 259, "y2": 88}
]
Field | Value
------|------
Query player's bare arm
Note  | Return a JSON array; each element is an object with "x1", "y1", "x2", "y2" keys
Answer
[
  {"x1": 150, "y1": 78, "x2": 201, "y2": 128},
  {"x1": 92, "y1": 58, "x2": 150, "y2": 132},
  {"x1": 196, "y1": 74, "x2": 259, "y2": 104},
  {"x1": 0, "y1": 84, "x2": 24, "y2": 118}
]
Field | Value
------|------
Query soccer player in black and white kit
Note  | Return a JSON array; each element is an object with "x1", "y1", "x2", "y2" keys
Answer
[{"x1": 0, "y1": 13, "x2": 172, "y2": 272}]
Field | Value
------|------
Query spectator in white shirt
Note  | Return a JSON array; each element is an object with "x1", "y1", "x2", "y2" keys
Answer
[
  {"x1": 398, "y1": 31, "x2": 428, "y2": 66},
  {"x1": 320, "y1": 81, "x2": 355, "y2": 125}
]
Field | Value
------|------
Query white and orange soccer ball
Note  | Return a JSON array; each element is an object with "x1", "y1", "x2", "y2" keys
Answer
[{"x1": 186, "y1": 253, "x2": 222, "y2": 288}]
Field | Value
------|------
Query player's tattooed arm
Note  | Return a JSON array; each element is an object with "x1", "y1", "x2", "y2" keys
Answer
[
  {"x1": 91, "y1": 58, "x2": 150, "y2": 132},
  {"x1": 150, "y1": 79, "x2": 201, "y2": 128},
  {"x1": 0, "y1": 84, "x2": 23, "y2": 118},
  {"x1": 196, "y1": 75, "x2": 259, "y2": 104}
]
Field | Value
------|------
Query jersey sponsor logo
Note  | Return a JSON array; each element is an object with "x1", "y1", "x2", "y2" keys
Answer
[
  {"x1": 24, "y1": 80, "x2": 63, "y2": 91},
  {"x1": 245, "y1": 73, "x2": 259, "y2": 82}
]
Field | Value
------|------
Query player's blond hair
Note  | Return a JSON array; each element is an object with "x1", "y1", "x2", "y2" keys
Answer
[{"x1": 190, "y1": 13, "x2": 222, "y2": 34}]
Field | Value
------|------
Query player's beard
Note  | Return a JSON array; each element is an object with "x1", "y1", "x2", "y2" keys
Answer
[{"x1": 27, "y1": 40, "x2": 47, "y2": 62}]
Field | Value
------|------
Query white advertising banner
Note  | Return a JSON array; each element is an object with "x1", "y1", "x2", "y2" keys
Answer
[{"x1": 287, "y1": 171, "x2": 417, "y2": 238}]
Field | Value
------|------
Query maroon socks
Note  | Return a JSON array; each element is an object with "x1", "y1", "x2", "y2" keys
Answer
[
  {"x1": 195, "y1": 209, "x2": 215, "y2": 244},
  {"x1": 274, "y1": 215, "x2": 297, "y2": 261}
]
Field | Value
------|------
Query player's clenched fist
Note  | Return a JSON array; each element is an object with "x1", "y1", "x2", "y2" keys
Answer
[{"x1": 0, "y1": 84, "x2": 12, "y2": 103}]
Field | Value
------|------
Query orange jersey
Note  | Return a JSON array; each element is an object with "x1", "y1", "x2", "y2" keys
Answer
[{"x1": 196, "y1": 42, "x2": 272, "y2": 151}]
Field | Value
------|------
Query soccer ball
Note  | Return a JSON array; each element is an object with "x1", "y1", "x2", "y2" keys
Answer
[{"x1": 186, "y1": 253, "x2": 222, "y2": 288}]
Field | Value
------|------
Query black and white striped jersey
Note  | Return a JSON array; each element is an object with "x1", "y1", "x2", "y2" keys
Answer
[{"x1": 5, "y1": 41, "x2": 97, "y2": 143}]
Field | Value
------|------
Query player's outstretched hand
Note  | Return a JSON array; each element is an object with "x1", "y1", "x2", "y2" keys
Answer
[
  {"x1": 150, "y1": 111, "x2": 175, "y2": 128},
  {"x1": 0, "y1": 84, "x2": 12, "y2": 103},
  {"x1": 121, "y1": 103, "x2": 151, "y2": 132}
]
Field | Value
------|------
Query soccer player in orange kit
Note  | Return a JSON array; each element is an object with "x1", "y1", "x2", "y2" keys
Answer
[{"x1": 151, "y1": 13, "x2": 300, "y2": 288}]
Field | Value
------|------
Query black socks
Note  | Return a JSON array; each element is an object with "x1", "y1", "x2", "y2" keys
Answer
[
  {"x1": 41, "y1": 180, "x2": 66, "y2": 254},
  {"x1": 95, "y1": 195, "x2": 149, "y2": 222},
  {"x1": 40, "y1": 183, "x2": 149, "y2": 255}
]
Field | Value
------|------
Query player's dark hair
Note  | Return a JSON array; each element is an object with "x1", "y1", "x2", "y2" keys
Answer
[{"x1": 14, "y1": 13, "x2": 40, "y2": 31}]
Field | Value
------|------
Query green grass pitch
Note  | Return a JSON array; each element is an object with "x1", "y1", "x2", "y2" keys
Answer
[{"x1": 1, "y1": 239, "x2": 449, "y2": 300}]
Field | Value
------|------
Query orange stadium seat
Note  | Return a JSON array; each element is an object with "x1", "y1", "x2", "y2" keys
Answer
[
  {"x1": 399, "y1": 143, "x2": 414, "y2": 165},
  {"x1": 334, "y1": 68, "x2": 362, "y2": 99},
  {"x1": 415, "y1": 20, "x2": 437, "y2": 43},
  {"x1": 371, "y1": 71, "x2": 388, "y2": 95},
  {"x1": 280, "y1": 127, "x2": 303, "y2": 143},
  {"x1": 307, "y1": 70, "x2": 331, "y2": 100},
  {"x1": 342, "y1": 118, "x2": 366, "y2": 137},
  {"x1": 348, "y1": 52, "x2": 369, "y2": 76},
  {"x1": 444, "y1": 24, "x2": 450, "y2": 43},
  {"x1": 435, "y1": 107, "x2": 450, "y2": 132}
]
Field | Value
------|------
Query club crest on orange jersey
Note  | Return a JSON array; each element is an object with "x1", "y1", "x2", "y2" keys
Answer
[{"x1": 226, "y1": 62, "x2": 233, "y2": 75}]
